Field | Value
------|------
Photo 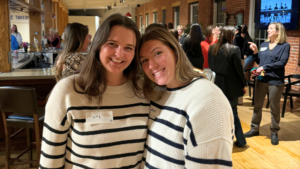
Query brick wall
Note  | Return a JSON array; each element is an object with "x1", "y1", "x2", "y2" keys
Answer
[
  {"x1": 135, "y1": 0, "x2": 215, "y2": 30},
  {"x1": 136, "y1": 0, "x2": 300, "y2": 85}
]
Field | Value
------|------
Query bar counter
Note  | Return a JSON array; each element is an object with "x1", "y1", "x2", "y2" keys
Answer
[{"x1": 0, "y1": 68, "x2": 55, "y2": 80}]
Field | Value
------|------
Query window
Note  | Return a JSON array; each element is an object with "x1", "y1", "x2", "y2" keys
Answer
[
  {"x1": 153, "y1": 12, "x2": 157, "y2": 23},
  {"x1": 146, "y1": 14, "x2": 149, "y2": 27},
  {"x1": 162, "y1": 10, "x2": 166, "y2": 24},
  {"x1": 174, "y1": 6, "x2": 180, "y2": 28},
  {"x1": 139, "y1": 15, "x2": 143, "y2": 29},
  {"x1": 254, "y1": 29, "x2": 268, "y2": 50},
  {"x1": 216, "y1": 0, "x2": 226, "y2": 26},
  {"x1": 190, "y1": 3, "x2": 198, "y2": 24}
]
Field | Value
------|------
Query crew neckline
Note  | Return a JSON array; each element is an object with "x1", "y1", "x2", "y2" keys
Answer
[
  {"x1": 106, "y1": 80, "x2": 130, "y2": 93},
  {"x1": 166, "y1": 77, "x2": 203, "y2": 92}
]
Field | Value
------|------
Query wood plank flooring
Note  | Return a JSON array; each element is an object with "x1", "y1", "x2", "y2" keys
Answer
[{"x1": 233, "y1": 89, "x2": 300, "y2": 169}]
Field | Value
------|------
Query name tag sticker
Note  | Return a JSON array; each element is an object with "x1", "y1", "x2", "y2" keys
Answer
[
  {"x1": 260, "y1": 47, "x2": 267, "y2": 51},
  {"x1": 86, "y1": 111, "x2": 113, "y2": 125}
]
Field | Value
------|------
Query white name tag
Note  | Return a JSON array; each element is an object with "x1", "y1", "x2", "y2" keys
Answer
[
  {"x1": 260, "y1": 47, "x2": 267, "y2": 51},
  {"x1": 86, "y1": 111, "x2": 114, "y2": 125}
]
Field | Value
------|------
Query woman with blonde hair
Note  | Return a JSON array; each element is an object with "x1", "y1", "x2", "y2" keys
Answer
[
  {"x1": 54, "y1": 22, "x2": 90, "y2": 81},
  {"x1": 246, "y1": 22, "x2": 290, "y2": 145},
  {"x1": 47, "y1": 28, "x2": 61, "y2": 49},
  {"x1": 40, "y1": 13, "x2": 149, "y2": 168},
  {"x1": 139, "y1": 27, "x2": 234, "y2": 168}
]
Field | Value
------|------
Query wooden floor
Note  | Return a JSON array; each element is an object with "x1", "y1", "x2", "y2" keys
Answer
[
  {"x1": 0, "y1": 87, "x2": 300, "y2": 169},
  {"x1": 233, "y1": 89, "x2": 300, "y2": 169}
]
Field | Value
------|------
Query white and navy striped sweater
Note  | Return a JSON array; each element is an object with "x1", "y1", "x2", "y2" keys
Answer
[
  {"x1": 142, "y1": 78, "x2": 234, "y2": 169},
  {"x1": 40, "y1": 75, "x2": 150, "y2": 169}
]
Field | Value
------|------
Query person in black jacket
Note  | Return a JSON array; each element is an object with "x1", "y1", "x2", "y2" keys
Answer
[
  {"x1": 208, "y1": 26, "x2": 247, "y2": 147},
  {"x1": 240, "y1": 25, "x2": 254, "y2": 70},
  {"x1": 233, "y1": 25, "x2": 244, "y2": 60},
  {"x1": 182, "y1": 23, "x2": 205, "y2": 69},
  {"x1": 246, "y1": 22, "x2": 290, "y2": 145}
]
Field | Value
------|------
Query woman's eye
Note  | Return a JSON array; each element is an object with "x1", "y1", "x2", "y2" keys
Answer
[
  {"x1": 155, "y1": 52, "x2": 162, "y2": 56},
  {"x1": 108, "y1": 43, "x2": 116, "y2": 46},
  {"x1": 141, "y1": 59, "x2": 148, "y2": 64},
  {"x1": 126, "y1": 47, "x2": 134, "y2": 51}
]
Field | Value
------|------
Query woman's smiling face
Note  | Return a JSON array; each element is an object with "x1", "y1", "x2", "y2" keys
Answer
[
  {"x1": 139, "y1": 39, "x2": 180, "y2": 88},
  {"x1": 99, "y1": 25, "x2": 136, "y2": 77}
]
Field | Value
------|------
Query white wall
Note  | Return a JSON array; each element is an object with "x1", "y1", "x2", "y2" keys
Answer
[
  {"x1": 10, "y1": 11, "x2": 30, "y2": 44},
  {"x1": 68, "y1": 16, "x2": 100, "y2": 40},
  {"x1": 99, "y1": 7, "x2": 136, "y2": 24}
]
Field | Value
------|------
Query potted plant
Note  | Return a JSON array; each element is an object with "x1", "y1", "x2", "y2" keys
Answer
[{"x1": 21, "y1": 42, "x2": 29, "y2": 53}]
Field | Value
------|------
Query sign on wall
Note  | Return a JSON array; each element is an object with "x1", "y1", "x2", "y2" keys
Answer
[{"x1": 10, "y1": 12, "x2": 29, "y2": 23}]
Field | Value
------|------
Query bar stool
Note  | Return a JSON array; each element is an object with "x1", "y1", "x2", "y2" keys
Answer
[{"x1": 0, "y1": 86, "x2": 45, "y2": 169}]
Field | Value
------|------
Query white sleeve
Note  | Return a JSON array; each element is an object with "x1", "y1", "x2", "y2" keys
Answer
[
  {"x1": 184, "y1": 84, "x2": 234, "y2": 168},
  {"x1": 39, "y1": 79, "x2": 72, "y2": 168}
]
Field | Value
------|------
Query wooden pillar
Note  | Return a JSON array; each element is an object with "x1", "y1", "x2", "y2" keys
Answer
[
  {"x1": 0, "y1": 0, "x2": 11, "y2": 72},
  {"x1": 29, "y1": 0, "x2": 42, "y2": 52},
  {"x1": 44, "y1": 0, "x2": 53, "y2": 35},
  {"x1": 52, "y1": 2, "x2": 58, "y2": 30},
  {"x1": 57, "y1": 5, "x2": 63, "y2": 36}
]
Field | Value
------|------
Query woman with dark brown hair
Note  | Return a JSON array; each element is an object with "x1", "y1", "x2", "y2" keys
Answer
[
  {"x1": 54, "y1": 22, "x2": 90, "y2": 82},
  {"x1": 40, "y1": 13, "x2": 149, "y2": 168},
  {"x1": 208, "y1": 26, "x2": 247, "y2": 147}
]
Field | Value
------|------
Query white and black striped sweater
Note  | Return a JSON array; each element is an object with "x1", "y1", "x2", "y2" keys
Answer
[
  {"x1": 40, "y1": 75, "x2": 150, "y2": 169},
  {"x1": 141, "y1": 78, "x2": 234, "y2": 169}
]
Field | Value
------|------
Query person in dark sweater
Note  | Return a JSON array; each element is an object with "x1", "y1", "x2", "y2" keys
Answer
[
  {"x1": 240, "y1": 25, "x2": 254, "y2": 70},
  {"x1": 246, "y1": 22, "x2": 290, "y2": 145},
  {"x1": 177, "y1": 25, "x2": 187, "y2": 45},
  {"x1": 182, "y1": 23, "x2": 205, "y2": 69},
  {"x1": 208, "y1": 26, "x2": 247, "y2": 147}
]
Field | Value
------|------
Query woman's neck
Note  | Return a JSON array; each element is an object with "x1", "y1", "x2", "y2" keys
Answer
[
  {"x1": 208, "y1": 36, "x2": 213, "y2": 43},
  {"x1": 106, "y1": 73, "x2": 127, "y2": 86},
  {"x1": 269, "y1": 37, "x2": 277, "y2": 44}
]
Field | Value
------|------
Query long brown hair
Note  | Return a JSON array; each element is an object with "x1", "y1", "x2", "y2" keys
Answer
[
  {"x1": 75, "y1": 13, "x2": 142, "y2": 104},
  {"x1": 210, "y1": 26, "x2": 236, "y2": 56},
  {"x1": 55, "y1": 23, "x2": 89, "y2": 81},
  {"x1": 139, "y1": 27, "x2": 203, "y2": 100}
]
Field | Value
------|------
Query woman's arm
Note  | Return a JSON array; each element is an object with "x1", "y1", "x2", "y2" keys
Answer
[
  {"x1": 184, "y1": 87, "x2": 234, "y2": 168},
  {"x1": 263, "y1": 43, "x2": 290, "y2": 70},
  {"x1": 248, "y1": 42, "x2": 260, "y2": 64},
  {"x1": 232, "y1": 47, "x2": 246, "y2": 86},
  {"x1": 40, "y1": 80, "x2": 71, "y2": 168}
]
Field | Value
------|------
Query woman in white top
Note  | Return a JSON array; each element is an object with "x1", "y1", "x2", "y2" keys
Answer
[
  {"x1": 40, "y1": 13, "x2": 149, "y2": 169},
  {"x1": 139, "y1": 27, "x2": 234, "y2": 168},
  {"x1": 11, "y1": 24, "x2": 22, "y2": 46}
]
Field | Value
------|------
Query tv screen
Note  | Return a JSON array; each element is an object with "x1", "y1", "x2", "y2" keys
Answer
[{"x1": 255, "y1": 0, "x2": 299, "y2": 30}]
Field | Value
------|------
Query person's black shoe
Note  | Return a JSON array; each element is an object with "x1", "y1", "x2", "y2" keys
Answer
[
  {"x1": 271, "y1": 134, "x2": 279, "y2": 145},
  {"x1": 244, "y1": 130, "x2": 259, "y2": 138},
  {"x1": 235, "y1": 142, "x2": 247, "y2": 148}
]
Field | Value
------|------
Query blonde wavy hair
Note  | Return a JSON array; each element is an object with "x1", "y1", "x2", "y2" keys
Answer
[
  {"x1": 266, "y1": 22, "x2": 287, "y2": 44},
  {"x1": 138, "y1": 27, "x2": 204, "y2": 101}
]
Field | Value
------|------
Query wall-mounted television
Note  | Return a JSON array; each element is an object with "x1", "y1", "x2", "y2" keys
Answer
[{"x1": 255, "y1": 0, "x2": 299, "y2": 30}]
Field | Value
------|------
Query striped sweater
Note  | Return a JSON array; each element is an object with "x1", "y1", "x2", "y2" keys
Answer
[
  {"x1": 141, "y1": 78, "x2": 234, "y2": 169},
  {"x1": 40, "y1": 75, "x2": 150, "y2": 169}
]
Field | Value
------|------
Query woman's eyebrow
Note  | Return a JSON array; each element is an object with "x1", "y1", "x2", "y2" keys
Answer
[{"x1": 106, "y1": 39, "x2": 135, "y2": 48}]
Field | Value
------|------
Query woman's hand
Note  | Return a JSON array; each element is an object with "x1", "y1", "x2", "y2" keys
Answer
[
  {"x1": 244, "y1": 55, "x2": 247, "y2": 59},
  {"x1": 248, "y1": 42, "x2": 258, "y2": 54},
  {"x1": 256, "y1": 66, "x2": 264, "y2": 74}
]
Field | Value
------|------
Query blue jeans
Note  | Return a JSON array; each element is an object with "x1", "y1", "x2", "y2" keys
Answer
[{"x1": 244, "y1": 55, "x2": 254, "y2": 70}]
